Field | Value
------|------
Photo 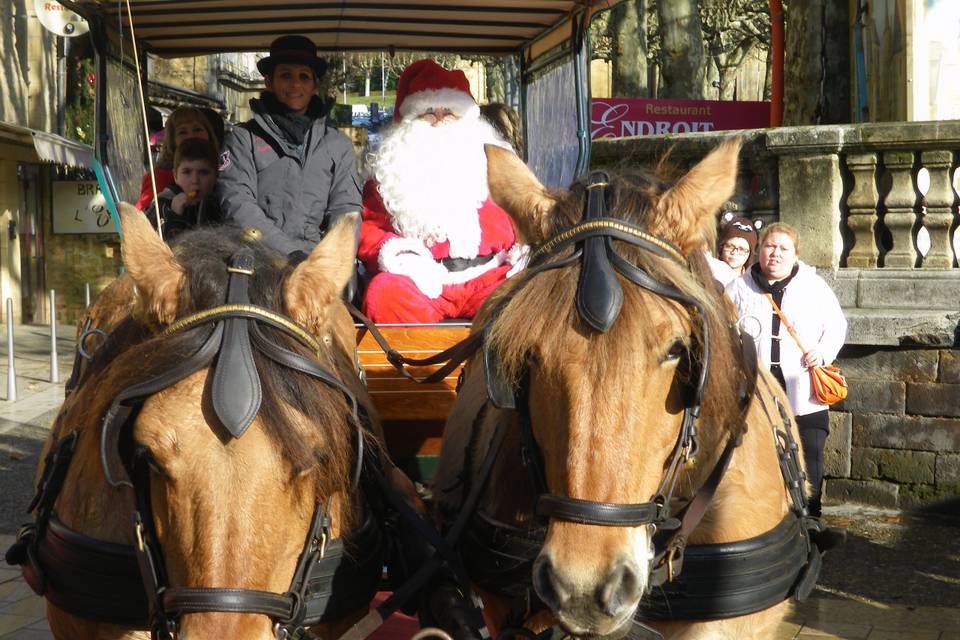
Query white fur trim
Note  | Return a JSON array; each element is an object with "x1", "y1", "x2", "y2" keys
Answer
[
  {"x1": 378, "y1": 236, "x2": 433, "y2": 274},
  {"x1": 399, "y1": 88, "x2": 480, "y2": 121}
]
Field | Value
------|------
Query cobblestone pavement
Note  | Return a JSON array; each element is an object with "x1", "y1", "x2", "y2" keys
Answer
[{"x1": 0, "y1": 324, "x2": 957, "y2": 639}]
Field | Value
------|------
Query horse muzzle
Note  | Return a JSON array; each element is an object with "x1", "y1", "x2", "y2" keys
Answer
[{"x1": 532, "y1": 551, "x2": 643, "y2": 638}]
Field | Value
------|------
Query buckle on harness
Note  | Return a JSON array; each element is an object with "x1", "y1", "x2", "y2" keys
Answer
[{"x1": 135, "y1": 518, "x2": 146, "y2": 553}]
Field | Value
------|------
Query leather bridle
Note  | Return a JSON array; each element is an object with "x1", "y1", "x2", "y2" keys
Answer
[
  {"x1": 96, "y1": 251, "x2": 379, "y2": 640},
  {"x1": 475, "y1": 172, "x2": 746, "y2": 584}
]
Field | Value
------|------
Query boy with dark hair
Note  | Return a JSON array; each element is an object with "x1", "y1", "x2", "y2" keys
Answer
[{"x1": 146, "y1": 138, "x2": 222, "y2": 240}]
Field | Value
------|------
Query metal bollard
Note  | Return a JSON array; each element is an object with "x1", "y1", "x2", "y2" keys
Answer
[
  {"x1": 6, "y1": 298, "x2": 15, "y2": 401},
  {"x1": 49, "y1": 289, "x2": 59, "y2": 384},
  {"x1": 85, "y1": 282, "x2": 91, "y2": 308}
]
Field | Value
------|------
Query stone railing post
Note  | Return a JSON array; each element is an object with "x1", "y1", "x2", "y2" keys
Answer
[
  {"x1": 845, "y1": 153, "x2": 880, "y2": 267},
  {"x1": 918, "y1": 150, "x2": 957, "y2": 268},
  {"x1": 881, "y1": 151, "x2": 919, "y2": 268},
  {"x1": 767, "y1": 127, "x2": 846, "y2": 268}
]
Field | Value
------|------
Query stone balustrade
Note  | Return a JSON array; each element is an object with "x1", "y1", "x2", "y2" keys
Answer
[{"x1": 591, "y1": 122, "x2": 960, "y2": 347}]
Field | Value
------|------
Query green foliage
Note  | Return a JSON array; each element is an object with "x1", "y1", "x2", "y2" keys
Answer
[{"x1": 65, "y1": 57, "x2": 95, "y2": 144}]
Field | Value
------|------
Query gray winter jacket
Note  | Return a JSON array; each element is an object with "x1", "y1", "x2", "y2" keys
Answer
[{"x1": 217, "y1": 100, "x2": 361, "y2": 255}]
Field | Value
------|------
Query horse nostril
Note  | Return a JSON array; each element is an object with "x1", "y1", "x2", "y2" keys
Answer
[
  {"x1": 533, "y1": 554, "x2": 570, "y2": 611},
  {"x1": 596, "y1": 559, "x2": 643, "y2": 618}
]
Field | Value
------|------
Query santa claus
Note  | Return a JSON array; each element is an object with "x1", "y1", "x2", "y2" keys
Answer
[{"x1": 359, "y1": 59, "x2": 527, "y2": 323}]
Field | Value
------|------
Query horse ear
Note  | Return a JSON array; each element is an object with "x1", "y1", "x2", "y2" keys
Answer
[
  {"x1": 284, "y1": 213, "x2": 358, "y2": 328},
  {"x1": 485, "y1": 144, "x2": 555, "y2": 244},
  {"x1": 656, "y1": 138, "x2": 742, "y2": 255},
  {"x1": 120, "y1": 202, "x2": 184, "y2": 325}
]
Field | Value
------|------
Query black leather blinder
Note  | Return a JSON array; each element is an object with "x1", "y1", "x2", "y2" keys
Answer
[
  {"x1": 575, "y1": 173, "x2": 623, "y2": 332},
  {"x1": 211, "y1": 252, "x2": 263, "y2": 439}
]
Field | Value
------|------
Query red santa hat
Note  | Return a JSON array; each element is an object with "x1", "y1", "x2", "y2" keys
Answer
[{"x1": 394, "y1": 59, "x2": 480, "y2": 122}]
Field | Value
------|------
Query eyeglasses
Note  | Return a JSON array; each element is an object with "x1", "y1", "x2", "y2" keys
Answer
[
  {"x1": 418, "y1": 109, "x2": 458, "y2": 124},
  {"x1": 721, "y1": 244, "x2": 750, "y2": 256}
]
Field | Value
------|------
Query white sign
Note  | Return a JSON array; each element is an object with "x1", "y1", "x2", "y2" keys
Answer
[
  {"x1": 52, "y1": 181, "x2": 114, "y2": 234},
  {"x1": 34, "y1": 1, "x2": 89, "y2": 38}
]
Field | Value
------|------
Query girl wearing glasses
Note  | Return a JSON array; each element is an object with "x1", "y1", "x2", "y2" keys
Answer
[{"x1": 718, "y1": 216, "x2": 759, "y2": 276}]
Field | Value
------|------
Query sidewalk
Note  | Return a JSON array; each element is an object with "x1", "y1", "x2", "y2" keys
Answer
[
  {"x1": 0, "y1": 326, "x2": 958, "y2": 638},
  {"x1": 0, "y1": 324, "x2": 76, "y2": 429}
]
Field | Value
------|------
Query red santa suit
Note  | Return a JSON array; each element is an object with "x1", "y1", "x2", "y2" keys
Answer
[
  {"x1": 359, "y1": 59, "x2": 526, "y2": 324},
  {"x1": 359, "y1": 180, "x2": 518, "y2": 323}
]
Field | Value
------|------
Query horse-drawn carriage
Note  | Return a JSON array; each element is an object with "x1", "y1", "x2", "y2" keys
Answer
[{"x1": 5, "y1": 2, "x2": 844, "y2": 639}]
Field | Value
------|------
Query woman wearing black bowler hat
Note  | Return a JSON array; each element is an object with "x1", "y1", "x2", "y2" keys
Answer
[{"x1": 217, "y1": 35, "x2": 361, "y2": 257}]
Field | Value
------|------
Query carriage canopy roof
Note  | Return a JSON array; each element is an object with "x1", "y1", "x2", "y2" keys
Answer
[{"x1": 63, "y1": 0, "x2": 623, "y2": 60}]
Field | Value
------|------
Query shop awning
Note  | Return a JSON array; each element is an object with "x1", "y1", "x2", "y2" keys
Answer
[
  {"x1": 0, "y1": 123, "x2": 95, "y2": 170},
  {"x1": 31, "y1": 130, "x2": 95, "y2": 170}
]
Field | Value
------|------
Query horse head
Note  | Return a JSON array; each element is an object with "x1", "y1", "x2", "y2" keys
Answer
[
  {"x1": 54, "y1": 206, "x2": 369, "y2": 639},
  {"x1": 472, "y1": 141, "x2": 748, "y2": 637}
]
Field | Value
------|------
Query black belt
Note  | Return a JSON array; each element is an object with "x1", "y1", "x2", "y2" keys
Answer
[{"x1": 440, "y1": 254, "x2": 496, "y2": 272}]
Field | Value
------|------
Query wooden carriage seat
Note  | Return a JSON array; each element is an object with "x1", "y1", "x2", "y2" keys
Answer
[{"x1": 355, "y1": 322, "x2": 471, "y2": 483}]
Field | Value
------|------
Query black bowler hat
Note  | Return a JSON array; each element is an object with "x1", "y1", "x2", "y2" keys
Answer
[{"x1": 257, "y1": 35, "x2": 328, "y2": 78}]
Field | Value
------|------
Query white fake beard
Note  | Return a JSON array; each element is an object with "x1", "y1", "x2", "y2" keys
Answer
[{"x1": 371, "y1": 117, "x2": 500, "y2": 258}]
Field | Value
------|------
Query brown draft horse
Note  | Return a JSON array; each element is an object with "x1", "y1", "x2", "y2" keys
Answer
[
  {"x1": 433, "y1": 141, "x2": 808, "y2": 640},
  {"x1": 29, "y1": 205, "x2": 383, "y2": 640}
]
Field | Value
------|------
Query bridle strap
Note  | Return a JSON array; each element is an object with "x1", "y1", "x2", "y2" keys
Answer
[
  {"x1": 531, "y1": 218, "x2": 688, "y2": 267},
  {"x1": 162, "y1": 588, "x2": 296, "y2": 619},
  {"x1": 162, "y1": 304, "x2": 323, "y2": 357},
  {"x1": 536, "y1": 495, "x2": 659, "y2": 527}
]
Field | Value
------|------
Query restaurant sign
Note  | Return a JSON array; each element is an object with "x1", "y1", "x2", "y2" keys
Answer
[{"x1": 591, "y1": 98, "x2": 770, "y2": 139}]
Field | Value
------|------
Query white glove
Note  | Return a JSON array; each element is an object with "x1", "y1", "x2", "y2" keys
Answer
[
  {"x1": 378, "y1": 237, "x2": 446, "y2": 299},
  {"x1": 505, "y1": 243, "x2": 530, "y2": 278}
]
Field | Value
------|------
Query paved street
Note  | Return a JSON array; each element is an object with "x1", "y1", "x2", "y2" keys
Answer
[{"x1": 0, "y1": 324, "x2": 957, "y2": 639}]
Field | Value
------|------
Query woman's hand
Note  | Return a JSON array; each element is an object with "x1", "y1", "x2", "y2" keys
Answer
[{"x1": 803, "y1": 349, "x2": 824, "y2": 368}]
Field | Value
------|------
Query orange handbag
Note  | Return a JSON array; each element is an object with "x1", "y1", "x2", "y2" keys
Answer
[{"x1": 764, "y1": 293, "x2": 848, "y2": 405}]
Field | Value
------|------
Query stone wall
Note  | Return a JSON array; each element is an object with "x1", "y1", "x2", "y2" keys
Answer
[
  {"x1": 44, "y1": 232, "x2": 121, "y2": 326},
  {"x1": 827, "y1": 346, "x2": 960, "y2": 510}
]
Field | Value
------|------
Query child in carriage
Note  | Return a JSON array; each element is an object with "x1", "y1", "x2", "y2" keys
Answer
[{"x1": 145, "y1": 138, "x2": 222, "y2": 241}]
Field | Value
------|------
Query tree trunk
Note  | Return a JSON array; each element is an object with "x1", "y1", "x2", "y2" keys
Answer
[
  {"x1": 364, "y1": 73, "x2": 371, "y2": 97},
  {"x1": 783, "y1": 2, "x2": 823, "y2": 125},
  {"x1": 763, "y1": 44, "x2": 773, "y2": 101},
  {"x1": 656, "y1": 0, "x2": 707, "y2": 99},
  {"x1": 610, "y1": 0, "x2": 648, "y2": 97},
  {"x1": 485, "y1": 60, "x2": 505, "y2": 103}
]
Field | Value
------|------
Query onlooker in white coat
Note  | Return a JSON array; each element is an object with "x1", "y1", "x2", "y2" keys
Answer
[{"x1": 725, "y1": 222, "x2": 847, "y2": 516}]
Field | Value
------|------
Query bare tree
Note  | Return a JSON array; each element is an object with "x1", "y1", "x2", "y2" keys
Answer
[
  {"x1": 699, "y1": 0, "x2": 770, "y2": 100},
  {"x1": 607, "y1": 0, "x2": 649, "y2": 97},
  {"x1": 782, "y1": 1, "x2": 821, "y2": 124},
  {"x1": 656, "y1": 0, "x2": 707, "y2": 99}
]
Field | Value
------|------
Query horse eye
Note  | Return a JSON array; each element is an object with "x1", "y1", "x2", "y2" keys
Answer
[
  {"x1": 144, "y1": 453, "x2": 169, "y2": 479},
  {"x1": 664, "y1": 340, "x2": 686, "y2": 363}
]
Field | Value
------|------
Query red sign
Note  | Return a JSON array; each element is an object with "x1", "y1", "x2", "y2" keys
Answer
[{"x1": 591, "y1": 98, "x2": 771, "y2": 139}]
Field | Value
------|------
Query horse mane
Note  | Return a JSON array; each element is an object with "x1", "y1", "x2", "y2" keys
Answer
[
  {"x1": 484, "y1": 167, "x2": 747, "y2": 440},
  {"x1": 62, "y1": 227, "x2": 360, "y2": 501}
]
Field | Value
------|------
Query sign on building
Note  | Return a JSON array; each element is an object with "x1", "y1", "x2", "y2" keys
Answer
[
  {"x1": 591, "y1": 98, "x2": 770, "y2": 139},
  {"x1": 52, "y1": 181, "x2": 114, "y2": 234},
  {"x1": 34, "y1": 0, "x2": 89, "y2": 37}
]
